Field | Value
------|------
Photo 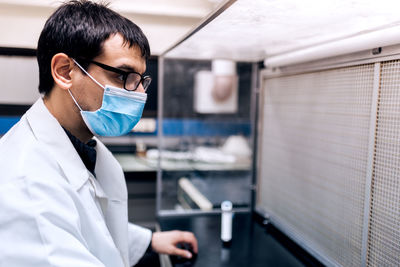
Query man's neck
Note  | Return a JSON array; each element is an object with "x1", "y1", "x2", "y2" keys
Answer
[{"x1": 43, "y1": 91, "x2": 93, "y2": 143}]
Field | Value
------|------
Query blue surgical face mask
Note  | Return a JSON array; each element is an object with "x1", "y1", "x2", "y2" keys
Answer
[{"x1": 68, "y1": 59, "x2": 147, "y2": 136}]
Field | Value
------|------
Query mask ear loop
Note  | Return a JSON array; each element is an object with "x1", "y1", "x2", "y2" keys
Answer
[
  {"x1": 67, "y1": 88, "x2": 83, "y2": 111},
  {"x1": 72, "y1": 59, "x2": 105, "y2": 90}
]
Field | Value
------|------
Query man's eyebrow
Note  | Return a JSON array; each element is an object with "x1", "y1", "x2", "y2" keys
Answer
[{"x1": 116, "y1": 64, "x2": 144, "y2": 74}]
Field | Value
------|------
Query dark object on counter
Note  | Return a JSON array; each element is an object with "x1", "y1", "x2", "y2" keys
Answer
[{"x1": 170, "y1": 242, "x2": 197, "y2": 267}]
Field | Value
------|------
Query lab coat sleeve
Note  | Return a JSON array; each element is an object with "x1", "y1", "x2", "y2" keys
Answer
[
  {"x1": 0, "y1": 176, "x2": 106, "y2": 267},
  {"x1": 127, "y1": 222, "x2": 152, "y2": 266}
]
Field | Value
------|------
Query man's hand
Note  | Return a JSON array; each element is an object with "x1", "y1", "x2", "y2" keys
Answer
[{"x1": 151, "y1": 230, "x2": 198, "y2": 259}]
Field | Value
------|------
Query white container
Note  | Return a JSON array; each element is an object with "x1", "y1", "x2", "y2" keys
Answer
[{"x1": 221, "y1": 200, "x2": 233, "y2": 244}]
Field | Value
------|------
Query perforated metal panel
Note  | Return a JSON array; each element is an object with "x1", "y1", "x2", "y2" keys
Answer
[
  {"x1": 258, "y1": 65, "x2": 375, "y2": 266},
  {"x1": 367, "y1": 60, "x2": 400, "y2": 266}
]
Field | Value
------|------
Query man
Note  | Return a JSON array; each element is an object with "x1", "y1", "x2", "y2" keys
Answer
[{"x1": 0, "y1": 1, "x2": 197, "y2": 266}]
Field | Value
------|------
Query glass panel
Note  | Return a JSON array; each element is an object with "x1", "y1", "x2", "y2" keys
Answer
[{"x1": 158, "y1": 58, "x2": 253, "y2": 213}]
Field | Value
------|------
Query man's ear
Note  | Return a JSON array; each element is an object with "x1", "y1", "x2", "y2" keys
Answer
[{"x1": 51, "y1": 53, "x2": 74, "y2": 90}]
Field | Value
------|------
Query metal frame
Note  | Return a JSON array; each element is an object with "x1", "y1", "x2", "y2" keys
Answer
[
  {"x1": 160, "y1": 0, "x2": 237, "y2": 57},
  {"x1": 250, "y1": 62, "x2": 260, "y2": 212},
  {"x1": 360, "y1": 62, "x2": 381, "y2": 267},
  {"x1": 257, "y1": 45, "x2": 400, "y2": 267},
  {"x1": 156, "y1": 56, "x2": 164, "y2": 215},
  {"x1": 158, "y1": 208, "x2": 250, "y2": 218},
  {"x1": 263, "y1": 43, "x2": 400, "y2": 79}
]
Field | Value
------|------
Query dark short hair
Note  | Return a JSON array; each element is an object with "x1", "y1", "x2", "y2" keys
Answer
[{"x1": 37, "y1": 0, "x2": 150, "y2": 94}]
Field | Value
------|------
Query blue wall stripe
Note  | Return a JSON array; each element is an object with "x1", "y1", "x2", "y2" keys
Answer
[
  {"x1": 0, "y1": 117, "x2": 20, "y2": 135},
  {"x1": 0, "y1": 117, "x2": 250, "y2": 137},
  {"x1": 161, "y1": 119, "x2": 250, "y2": 136}
]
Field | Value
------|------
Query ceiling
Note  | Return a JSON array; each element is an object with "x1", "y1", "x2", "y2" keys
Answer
[
  {"x1": 165, "y1": 0, "x2": 400, "y2": 62},
  {"x1": 3, "y1": 0, "x2": 400, "y2": 63}
]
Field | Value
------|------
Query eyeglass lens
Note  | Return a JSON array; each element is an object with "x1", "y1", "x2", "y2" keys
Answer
[{"x1": 126, "y1": 73, "x2": 152, "y2": 91}]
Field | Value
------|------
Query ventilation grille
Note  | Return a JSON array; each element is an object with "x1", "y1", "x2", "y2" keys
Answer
[
  {"x1": 258, "y1": 65, "x2": 375, "y2": 266},
  {"x1": 367, "y1": 60, "x2": 400, "y2": 266}
]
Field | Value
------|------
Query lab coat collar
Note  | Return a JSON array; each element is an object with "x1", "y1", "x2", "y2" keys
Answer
[
  {"x1": 26, "y1": 98, "x2": 90, "y2": 191},
  {"x1": 26, "y1": 98, "x2": 127, "y2": 202}
]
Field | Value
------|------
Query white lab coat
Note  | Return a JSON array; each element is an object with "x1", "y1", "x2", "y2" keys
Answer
[{"x1": 0, "y1": 98, "x2": 152, "y2": 267}]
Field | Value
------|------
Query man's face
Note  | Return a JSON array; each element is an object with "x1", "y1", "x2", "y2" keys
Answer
[{"x1": 71, "y1": 33, "x2": 147, "y2": 112}]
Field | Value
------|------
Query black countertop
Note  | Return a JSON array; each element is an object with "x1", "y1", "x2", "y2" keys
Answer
[{"x1": 158, "y1": 212, "x2": 321, "y2": 267}]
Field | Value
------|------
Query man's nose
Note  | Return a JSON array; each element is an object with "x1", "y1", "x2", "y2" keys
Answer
[{"x1": 136, "y1": 82, "x2": 146, "y2": 93}]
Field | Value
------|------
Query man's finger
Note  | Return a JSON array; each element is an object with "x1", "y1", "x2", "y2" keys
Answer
[
  {"x1": 180, "y1": 232, "x2": 198, "y2": 253},
  {"x1": 172, "y1": 247, "x2": 193, "y2": 259}
]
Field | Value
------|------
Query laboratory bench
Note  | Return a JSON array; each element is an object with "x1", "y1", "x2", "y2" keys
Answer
[
  {"x1": 157, "y1": 212, "x2": 324, "y2": 267},
  {"x1": 115, "y1": 154, "x2": 252, "y2": 172}
]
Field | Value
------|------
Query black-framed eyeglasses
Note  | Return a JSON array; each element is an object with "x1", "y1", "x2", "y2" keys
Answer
[{"x1": 76, "y1": 58, "x2": 152, "y2": 92}]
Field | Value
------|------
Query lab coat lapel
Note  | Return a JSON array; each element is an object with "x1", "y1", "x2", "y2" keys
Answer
[
  {"x1": 94, "y1": 139, "x2": 129, "y2": 266},
  {"x1": 26, "y1": 98, "x2": 89, "y2": 190}
]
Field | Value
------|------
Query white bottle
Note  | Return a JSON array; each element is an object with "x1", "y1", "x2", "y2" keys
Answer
[{"x1": 221, "y1": 200, "x2": 233, "y2": 245}]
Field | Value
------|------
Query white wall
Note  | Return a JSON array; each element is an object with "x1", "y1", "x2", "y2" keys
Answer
[
  {"x1": 0, "y1": 56, "x2": 40, "y2": 104},
  {"x1": 0, "y1": 0, "x2": 222, "y2": 55}
]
